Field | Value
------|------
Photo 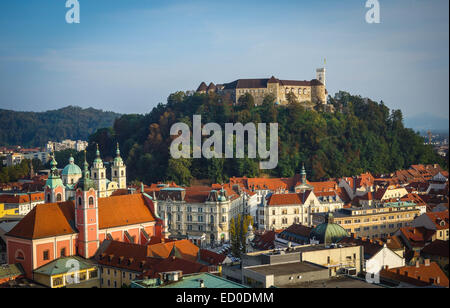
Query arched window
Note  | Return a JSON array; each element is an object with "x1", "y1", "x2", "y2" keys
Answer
[
  {"x1": 114, "y1": 171, "x2": 118, "y2": 177},
  {"x1": 89, "y1": 197, "x2": 94, "y2": 206},
  {"x1": 94, "y1": 172, "x2": 97, "y2": 179},
  {"x1": 101, "y1": 172, "x2": 104, "y2": 179},
  {"x1": 78, "y1": 197, "x2": 82, "y2": 206},
  {"x1": 303, "y1": 88, "x2": 307, "y2": 95},
  {"x1": 15, "y1": 250, "x2": 25, "y2": 261},
  {"x1": 298, "y1": 88, "x2": 302, "y2": 95},
  {"x1": 47, "y1": 194, "x2": 51, "y2": 202},
  {"x1": 71, "y1": 178, "x2": 74, "y2": 184},
  {"x1": 56, "y1": 194, "x2": 62, "y2": 202},
  {"x1": 121, "y1": 171, "x2": 124, "y2": 176}
]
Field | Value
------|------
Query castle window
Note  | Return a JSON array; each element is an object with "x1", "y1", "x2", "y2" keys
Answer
[
  {"x1": 56, "y1": 193, "x2": 62, "y2": 202},
  {"x1": 89, "y1": 197, "x2": 94, "y2": 206}
]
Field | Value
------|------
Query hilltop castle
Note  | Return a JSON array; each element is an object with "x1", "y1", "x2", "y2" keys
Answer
[{"x1": 196, "y1": 67, "x2": 328, "y2": 107}]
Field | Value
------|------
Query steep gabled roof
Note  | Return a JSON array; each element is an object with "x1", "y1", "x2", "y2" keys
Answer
[
  {"x1": 7, "y1": 194, "x2": 156, "y2": 240},
  {"x1": 98, "y1": 194, "x2": 156, "y2": 229},
  {"x1": 6, "y1": 201, "x2": 76, "y2": 240}
]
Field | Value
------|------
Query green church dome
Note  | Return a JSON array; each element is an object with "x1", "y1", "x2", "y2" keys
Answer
[
  {"x1": 62, "y1": 156, "x2": 82, "y2": 176},
  {"x1": 309, "y1": 213, "x2": 348, "y2": 245}
]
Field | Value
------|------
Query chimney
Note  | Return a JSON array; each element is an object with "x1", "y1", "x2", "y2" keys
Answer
[{"x1": 424, "y1": 259, "x2": 430, "y2": 266}]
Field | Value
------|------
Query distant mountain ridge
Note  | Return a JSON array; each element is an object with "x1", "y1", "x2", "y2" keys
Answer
[
  {"x1": 0, "y1": 106, "x2": 121, "y2": 147},
  {"x1": 404, "y1": 113, "x2": 449, "y2": 133}
]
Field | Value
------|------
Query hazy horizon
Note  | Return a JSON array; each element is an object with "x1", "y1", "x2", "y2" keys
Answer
[{"x1": 0, "y1": 0, "x2": 449, "y2": 121}]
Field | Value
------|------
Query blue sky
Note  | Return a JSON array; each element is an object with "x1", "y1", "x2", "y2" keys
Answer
[{"x1": 0, "y1": 0, "x2": 448, "y2": 121}]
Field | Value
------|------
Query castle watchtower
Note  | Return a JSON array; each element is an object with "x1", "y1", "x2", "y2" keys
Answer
[{"x1": 316, "y1": 67, "x2": 326, "y2": 88}]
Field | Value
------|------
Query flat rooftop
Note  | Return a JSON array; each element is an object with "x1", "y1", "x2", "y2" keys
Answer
[
  {"x1": 283, "y1": 276, "x2": 385, "y2": 288},
  {"x1": 252, "y1": 243, "x2": 359, "y2": 257},
  {"x1": 245, "y1": 262, "x2": 326, "y2": 276}
]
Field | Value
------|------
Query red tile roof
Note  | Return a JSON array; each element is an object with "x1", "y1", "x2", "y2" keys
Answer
[
  {"x1": 381, "y1": 262, "x2": 449, "y2": 287},
  {"x1": 98, "y1": 194, "x2": 156, "y2": 229},
  {"x1": 141, "y1": 257, "x2": 209, "y2": 279},
  {"x1": 425, "y1": 211, "x2": 449, "y2": 230},
  {"x1": 7, "y1": 194, "x2": 157, "y2": 240},
  {"x1": 267, "y1": 191, "x2": 311, "y2": 206},
  {"x1": 199, "y1": 249, "x2": 226, "y2": 265},
  {"x1": 399, "y1": 227, "x2": 435, "y2": 248},
  {"x1": 421, "y1": 240, "x2": 449, "y2": 258},
  {"x1": 0, "y1": 193, "x2": 45, "y2": 204},
  {"x1": 6, "y1": 201, "x2": 76, "y2": 239}
]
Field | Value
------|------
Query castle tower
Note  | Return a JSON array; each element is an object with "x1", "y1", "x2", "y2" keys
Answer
[
  {"x1": 316, "y1": 64, "x2": 326, "y2": 88},
  {"x1": 91, "y1": 144, "x2": 107, "y2": 198},
  {"x1": 75, "y1": 151, "x2": 99, "y2": 259},
  {"x1": 111, "y1": 143, "x2": 127, "y2": 189},
  {"x1": 44, "y1": 155, "x2": 66, "y2": 203}
]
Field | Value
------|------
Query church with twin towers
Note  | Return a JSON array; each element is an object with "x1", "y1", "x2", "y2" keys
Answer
[{"x1": 44, "y1": 143, "x2": 127, "y2": 203}]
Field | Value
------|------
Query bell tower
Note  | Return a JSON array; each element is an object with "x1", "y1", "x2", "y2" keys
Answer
[
  {"x1": 111, "y1": 143, "x2": 127, "y2": 189},
  {"x1": 91, "y1": 144, "x2": 107, "y2": 198},
  {"x1": 44, "y1": 154, "x2": 66, "y2": 203},
  {"x1": 75, "y1": 151, "x2": 99, "y2": 259}
]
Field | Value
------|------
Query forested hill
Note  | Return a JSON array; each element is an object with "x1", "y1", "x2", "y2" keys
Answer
[
  {"x1": 0, "y1": 106, "x2": 121, "y2": 147},
  {"x1": 86, "y1": 91, "x2": 447, "y2": 185}
]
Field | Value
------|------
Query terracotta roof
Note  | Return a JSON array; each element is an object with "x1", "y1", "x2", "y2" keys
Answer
[
  {"x1": 278, "y1": 224, "x2": 312, "y2": 242},
  {"x1": 309, "y1": 181, "x2": 338, "y2": 192},
  {"x1": 384, "y1": 235, "x2": 405, "y2": 251},
  {"x1": 147, "y1": 240, "x2": 199, "y2": 262},
  {"x1": 381, "y1": 262, "x2": 449, "y2": 287},
  {"x1": 6, "y1": 201, "x2": 76, "y2": 239},
  {"x1": 96, "y1": 240, "x2": 206, "y2": 277},
  {"x1": 267, "y1": 191, "x2": 311, "y2": 206},
  {"x1": 141, "y1": 257, "x2": 209, "y2": 279},
  {"x1": 0, "y1": 193, "x2": 44, "y2": 204},
  {"x1": 339, "y1": 237, "x2": 383, "y2": 258},
  {"x1": 98, "y1": 194, "x2": 156, "y2": 229},
  {"x1": 399, "y1": 227, "x2": 435, "y2": 248},
  {"x1": 425, "y1": 211, "x2": 449, "y2": 230},
  {"x1": 199, "y1": 249, "x2": 226, "y2": 265},
  {"x1": 421, "y1": 240, "x2": 449, "y2": 258},
  {"x1": 253, "y1": 230, "x2": 282, "y2": 250},
  {"x1": 7, "y1": 194, "x2": 157, "y2": 240}
]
